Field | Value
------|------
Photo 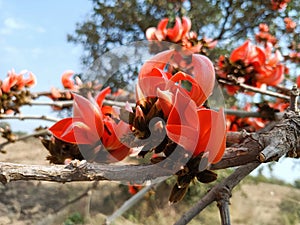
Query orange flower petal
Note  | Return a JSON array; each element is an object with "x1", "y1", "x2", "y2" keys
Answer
[
  {"x1": 199, "y1": 108, "x2": 226, "y2": 163},
  {"x1": 138, "y1": 50, "x2": 174, "y2": 79},
  {"x1": 167, "y1": 17, "x2": 182, "y2": 42},
  {"x1": 166, "y1": 89, "x2": 199, "y2": 151},
  {"x1": 192, "y1": 54, "x2": 215, "y2": 101},
  {"x1": 72, "y1": 94, "x2": 104, "y2": 140},
  {"x1": 61, "y1": 70, "x2": 75, "y2": 89}
]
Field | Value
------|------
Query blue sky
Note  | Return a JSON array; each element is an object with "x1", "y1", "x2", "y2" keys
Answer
[
  {"x1": 0, "y1": 0, "x2": 92, "y2": 130},
  {"x1": 0, "y1": 1, "x2": 299, "y2": 184},
  {"x1": 0, "y1": 0, "x2": 92, "y2": 91}
]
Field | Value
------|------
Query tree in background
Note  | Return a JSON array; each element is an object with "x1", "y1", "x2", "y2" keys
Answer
[{"x1": 68, "y1": 0, "x2": 300, "y2": 65}]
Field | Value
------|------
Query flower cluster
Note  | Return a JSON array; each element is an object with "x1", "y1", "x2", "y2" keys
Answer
[
  {"x1": 146, "y1": 16, "x2": 217, "y2": 54},
  {"x1": 284, "y1": 17, "x2": 297, "y2": 33},
  {"x1": 217, "y1": 40, "x2": 286, "y2": 94},
  {"x1": 130, "y1": 49, "x2": 226, "y2": 203},
  {"x1": 47, "y1": 48, "x2": 226, "y2": 203},
  {"x1": 255, "y1": 23, "x2": 277, "y2": 46},
  {"x1": 132, "y1": 50, "x2": 226, "y2": 162},
  {"x1": 270, "y1": 0, "x2": 290, "y2": 10},
  {"x1": 49, "y1": 87, "x2": 131, "y2": 163},
  {"x1": 0, "y1": 69, "x2": 36, "y2": 114},
  {"x1": 288, "y1": 51, "x2": 300, "y2": 63},
  {"x1": 226, "y1": 102, "x2": 287, "y2": 132}
]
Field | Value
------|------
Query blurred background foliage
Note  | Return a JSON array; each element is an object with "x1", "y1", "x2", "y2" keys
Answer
[{"x1": 68, "y1": 0, "x2": 300, "y2": 72}]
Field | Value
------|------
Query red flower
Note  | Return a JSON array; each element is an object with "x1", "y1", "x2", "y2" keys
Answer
[
  {"x1": 284, "y1": 17, "x2": 296, "y2": 33},
  {"x1": 1, "y1": 69, "x2": 36, "y2": 93},
  {"x1": 137, "y1": 49, "x2": 215, "y2": 107},
  {"x1": 218, "y1": 40, "x2": 285, "y2": 91},
  {"x1": 49, "y1": 92, "x2": 104, "y2": 144},
  {"x1": 136, "y1": 49, "x2": 226, "y2": 163},
  {"x1": 61, "y1": 70, "x2": 81, "y2": 90},
  {"x1": 49, "y1": 87, "x2": 131, "y2": 162},
  {"x1": 270, "y1": 0, "x2": 290, "y2": 10},
  {"x1": 230, "y1": 40, "x2": 265, "y2": 67},
  {"x1": 165, "y1": 89, "x2": 226, "y2": 163},
  {"x1": 146, "y1": 17, "x2": 191, "y2": 42}
]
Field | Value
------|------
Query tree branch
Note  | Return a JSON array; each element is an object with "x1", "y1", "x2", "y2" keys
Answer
[
  {"x1": 105, "y1": 179, "x2": 163, "y2": 225},
  {"x1": 218, "y1": 78, "x2": 290, "y2": 100},
  {"x1": 0, "y1": 114, "x2": 59, "y2": 122},
  {"x1": 0, "y1": 112, "x2": 298, "y2": 186},
  {"x1": 0, "y1": 129, "x2": 50, "y2": 150},
  {"x1": 174, "y1": 162, "x2": 260, "y2": 225}
]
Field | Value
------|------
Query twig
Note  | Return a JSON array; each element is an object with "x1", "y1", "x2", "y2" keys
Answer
[
  {"x1": 174, "y1": 162, "x2": 260, "y2": 225},
  {"x1": 53, "y1": 181, "x2": 98, "y2": 213},
  {"x1": 31, "y1": 90, "x2": 73, "y2": 99},
  {"x1": 28, "y1": 100, "x2": 73, "y2": 108},
  {"x1": 0, "y1": 129, "x2": 50, "y2": 150},
  {"x1": 0, "y1": 114, "x2": 59, "y2": 122},
  {"x1": 105, "y1": 178, "x2": 164, "y2": 225},
  {"x1": 218, "y1": 78, "x2": 290, "y2": 100}
]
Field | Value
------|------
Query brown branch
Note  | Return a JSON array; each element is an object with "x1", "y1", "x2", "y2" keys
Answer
[
  {"x1": 0, "y1": 129, "x2": 50, "y2": 150},
  {"x1": 0, "y1": 114, "x2": 59, "y2": 122},
  {"x1": 174, "y1": 162, "x2": 260, "y2": 225},
  {"x1": 0, "y1": 161, "x2": 174, "y2": 185},
  {"x1": 28, "y1": 100, "x2": 73, "y2": 108},
  {"x1": 0, "y1": 111, "x2": 298, "y2": 185},
  {"x1": 218, "y1": 78, "x2": 290, "y2": 100},
  {"x1": 217, "y1": 187, "x2": 231, "y2": 225}
]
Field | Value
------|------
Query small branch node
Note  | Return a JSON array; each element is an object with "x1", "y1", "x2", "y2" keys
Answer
[
  {"x1": 289, "y1": 85, "x2": 299, "y2": 113},
  {"x1": 258, "y1": 152, "x2": 266, "y2": 162},
  {"x1": 64, "y1": 159, "x2": 88, "y2": 170}
]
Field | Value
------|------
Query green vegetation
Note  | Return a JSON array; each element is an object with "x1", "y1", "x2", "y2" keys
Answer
[{"x1": 64, "y1": 212, "x2": 85, "y2": 225}]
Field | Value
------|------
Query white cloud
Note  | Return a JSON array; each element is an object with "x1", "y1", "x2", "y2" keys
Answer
[
  {"x1": 0, "y1": 17, "x2": 46, "y2": 35},
  {"x1": 3, "y1": 45, "x2": 19, "y2": 54},
  {"x1": 4, "y1": 17, "x2": 25, "y2": 29}
]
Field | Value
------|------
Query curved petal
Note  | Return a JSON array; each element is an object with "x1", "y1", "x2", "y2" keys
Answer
[
  {"x1": 199, "y1": 108, "x2": 226, "y2": 163},
  {"x1": 192, "y1": 54, "x2": 215, "y2": 101},
  {"x1": 166, "y1": 89, "x2": 199, "y2": 152},
  {"x1": 181, "y1": 17, "x2": 192, "y2": 37},
  {"x1": 49, "y1": 118, "x2": 101, "y2": 144},
  {"x1": 167, "y1": 17, "x2": 182, "y2": 42},
  {"x1": 61, "y1": 70, "x2": 75, "y2": 89},
  {"x1": 156, "y1": 88, "x2": 174, "y2": 116},
  {"x1": 146, "y1": 27, "x2": 157, "y2": 40},
  {"x1": 168, "y1": 71, "x2": 207, "y2": 106},
  {"x1": 24, "y1": 72, "x2": 37, "y2": 87},
  {"x1": 1, "y1": 77, "x2": 13, "y2": 93},
  {"x1": 138, "y1": 50, "x2": 175, "y2": 79},
  {"x1": 95, "y1": 86, "x2": 111, "y2": 108},
  {"x1": 138, "y1": 68, "x2": 169, "y2": 99},
  {"x1": 72, "y1": 93, "x2": 104, "y2": 139},
  {"x1": 157, "y1": 18, "x2": 169, "y2": 32},
  {"x1": 230, "y1": 40, "x2": 251, "y2": 62}
]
